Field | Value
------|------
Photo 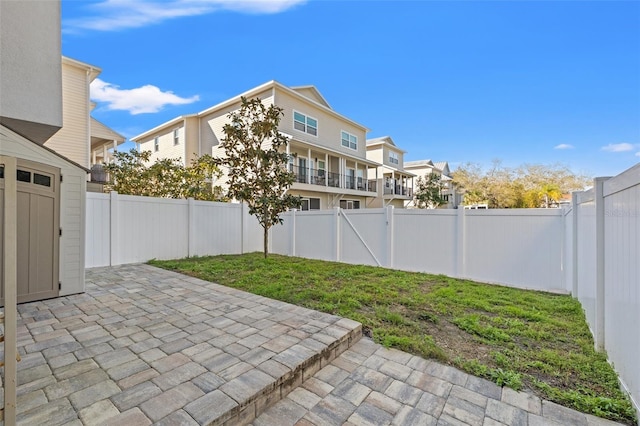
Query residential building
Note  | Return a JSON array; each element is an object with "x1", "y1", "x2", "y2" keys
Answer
[
  {"x1": 1, "y1": 0, "x2": 87, "y2": 307},
  {"x1": 44, "y1": 56, "x2": 125, "y2": 173},
  {"x1": 132, "y1": 81, "x2": 380, "y2": 210},
  {"x1": 365, "y1": 136, "x2": 415, "y2": 208},
  {"x1": 404, "y1": 159, "x2": 462, "y2": 208}
]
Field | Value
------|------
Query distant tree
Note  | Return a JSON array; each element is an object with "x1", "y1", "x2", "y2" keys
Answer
[
  {"x1": 218, "y1": 97, "x2": 300, "y2": 258},
  {"x1": 414, "y1": 172, "x2": 447, "y2": 209},
  {"x1": 452, "y1": 160, "x2": 590, "y2": 208},
  {"x1": 104, "y1": 149, "x2": 224, "y2": 201}
]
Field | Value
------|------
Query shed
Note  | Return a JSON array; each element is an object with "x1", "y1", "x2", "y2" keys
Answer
[{"x1": 1, "y1": 124, "x2": 87, "y2": 303}]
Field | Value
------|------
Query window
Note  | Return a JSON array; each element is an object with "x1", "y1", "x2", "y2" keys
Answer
[
  {"x1": 317, "y1": 160, "x2": 326, "y2": 177},
  {"x1": 341, "y1": 131, "x2": 357, "y2": 150},
  {"x1": 17, "y1": 170, "x2": 31, "y2": 183},
  {"x1": 34, "y1": 173, "x2": 51, "y2": 187},
  {"x1": 294, "y1": 111, "x2": 317, "y2": 136},
  {"x1": 339, "y1": 200, "x2": 360, "y2": 209},
  {"x1": 389, "y1": 151, "x2": 399, "y2": 165},
  {"x1": 300, "y1": 198, "x2": 320, "y2": 210},
  {"x1": 154, "y1": 137, "x2": 159, "y2": 152},
  {"x1": 173, "y1": 129, "x2": 180, "y2": 145}
]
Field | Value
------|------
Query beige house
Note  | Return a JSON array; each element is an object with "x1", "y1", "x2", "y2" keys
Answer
[
  {"x1": 404, "y1": 159, "x2": 462, "y2": 208},
  {"x1": 132, "y1": 81, "x2": 380, "y2": 210},
  {"x1": 45, "y1": 56, "x2": 125, "y2": 175},
  {"x1": 365, "y1": 136, "x2": 415, "y2": 208}
]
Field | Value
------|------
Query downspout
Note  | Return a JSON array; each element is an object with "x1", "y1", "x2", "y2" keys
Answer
[{"x1": 86, "y1": 68, "x2": 94, "y2": 169}]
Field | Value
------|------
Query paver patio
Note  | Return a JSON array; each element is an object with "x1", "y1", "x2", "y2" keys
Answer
[{"x1": 0, "y1": 264, "x2": 625, "y2": 425}]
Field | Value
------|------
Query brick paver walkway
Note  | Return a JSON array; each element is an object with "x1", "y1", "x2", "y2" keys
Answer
[
  {"x1": 254, "y1": 338, "x2": 623, "y2": 426},
  {"x1": 1, "y1": 264, "x2": 625, "y2": 425}
]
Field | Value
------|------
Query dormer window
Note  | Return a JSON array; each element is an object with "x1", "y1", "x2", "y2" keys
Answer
[
  {"x1": 389, "y1": 151, "x2": 399, "y2": 165},
  {"x1": 294, "y1": 111, "x2": 317, "y2": 136}
]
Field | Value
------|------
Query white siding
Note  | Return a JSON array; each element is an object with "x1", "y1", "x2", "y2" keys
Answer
[
  {"x1": 139, "y1": 124, "x2": 188, "y2": 166},
  {"x1": 44, "y1": 62, "x2": 89, "y2": 168},
  {"x1": 275, "y1": 89, "x2": 368, "y2": 160}
]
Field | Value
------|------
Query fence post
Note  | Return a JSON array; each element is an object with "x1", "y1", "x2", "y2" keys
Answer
[
  {"x1": 386, "y1": 206, "x2": 394, "y2": 268},
  {"x1": 594, "y1": 177, "x2": 608, "y2": 351},
  {"x1": 571, "y1": 192, "x2": 579, "y2": 297},
  {"x1": 109, "y1": 191, "x2": 118, "y2": 266},
  {"x1": 455, "y1": 206, "x2": 465, "y2": 278},
  {"x1": 187, "y1": 198, "x2": 195, "y2": 257},
  {"x1": 334, "y1": 207, "x2": 341, "y2": 262},
  {"x1": 290, "y1": 209, "x2": 297, "y2": 256}
]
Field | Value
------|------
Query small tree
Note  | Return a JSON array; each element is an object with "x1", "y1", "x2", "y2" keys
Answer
[
  {"x1": 414, "y1": 173, "x2": 446, "y2": 209},
  {"x1": 104, "y1": 149, "x2": 223, "y2": 201},
  {"x1": 219, "y1": 97, "x2": 300, "y2": 258}
]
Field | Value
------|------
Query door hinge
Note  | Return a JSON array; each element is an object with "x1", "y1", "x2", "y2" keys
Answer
[
  {"x1": 60, "y1": 175, "x2": 63, "y2": 183},
  {"x1": 59, "y1": 228, "x2": 62, "y2": 236},
  {"x1": 59, "y1": 282, "x2": 62, "y2": 290}
]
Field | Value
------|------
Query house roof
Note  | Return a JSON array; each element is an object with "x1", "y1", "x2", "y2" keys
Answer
[
  {"x1": 62, "y1": 56, "x2": 101, "y2": 81},
  {"x1": 290, "y1": 85, "x2": 332, "y2": 109},
  {"x1": 366, "y1": 136, "x2": 407, "y2": 153},
  {"x1": 131, "y1": 115, "x2": 197, "y2": 141},
  {"x1": 0, "y1": 124, "x2": 90, "y2": 173},
  {"x1": 404, "y1": 159, "x2": 434, "y2": 168},
  {"x1": 91, "y1": 118, "x2": 125, "y2": 143},
  {"x1": 132, "y1": 80, "x2": 369, "y2": 141},
  {"x1": 433, "y1": 161, "x2": 448, "y2": 171}
]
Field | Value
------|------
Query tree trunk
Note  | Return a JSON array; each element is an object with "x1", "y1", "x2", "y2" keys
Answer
[{"x1": 263, "y1": 226, "x2": 268, "y2": 259}]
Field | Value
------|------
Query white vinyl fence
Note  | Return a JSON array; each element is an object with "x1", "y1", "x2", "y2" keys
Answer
[
  {"x1": 271, "y1": 207, "x2": 568, "y2": 292},
  {"x1": 85, "y1": 162, "x2": 640, "y2": 415},
  {"x1": 571, "y1": 165, "x2": 640, "y2": 414},
  {"x1": 85, "y1": 192, "x2": 263, "y2": 267}
]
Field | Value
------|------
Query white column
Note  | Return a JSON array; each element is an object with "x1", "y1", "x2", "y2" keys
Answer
[
  {"x1": 385, "y1": 205, "x2": 394, "y2": 268},
  {"x1": 456, "y1": 206, "x2": 466, "y2": 278},
  {"x1": 334, "y1": 207, "x2": 341, "y2": 261},
  {"x1": 102, "y1": 144, "x2": 107, "y2": 164},
  {"x1": 307, "y1": 148, "x2": 311, "y2": 184},
  {"x1": 571, "y1": 192, "x2": 579, "y2": 297},
  {"x1": 110, "y1": 191, "x2": 119, "y2": 266},
  {"x1": 325, "y1": 152, "x2": 328, "y2": 187},
  {"x1": 290, "y1": 209, "x2": 297, "y2": 256}
]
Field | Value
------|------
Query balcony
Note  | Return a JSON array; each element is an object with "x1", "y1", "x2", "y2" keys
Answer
[
  {"x1": 383, "y1": 180, "x2": 412, "y2": 198},
  {"x1": 289, "y1": 165, "x2": 376, "y2": 193}
]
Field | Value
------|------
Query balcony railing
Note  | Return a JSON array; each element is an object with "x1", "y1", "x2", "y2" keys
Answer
[
  {"x1": 383, "y1": 181, "x2": 412, "y2": 197},
  {"x1": 289, "y1": 165, "x2": 376, "y2": 193}
]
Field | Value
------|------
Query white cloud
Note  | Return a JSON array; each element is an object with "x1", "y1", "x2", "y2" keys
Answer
[
  {"x1": 636, "y1": 152, "x2": 640, "y2": 157},
  {"x1": 601, "y1": 143, "x2": 635, "y2": 153},
  {"x1": 64, "y1": 0, "x2": 306, "y2": 32},
  {"x1": 554, "y1": 144, "x2": 574, "y2": 150},
  {"x1": 90, "y1": 78, "x2": 199, "y2": 114}
]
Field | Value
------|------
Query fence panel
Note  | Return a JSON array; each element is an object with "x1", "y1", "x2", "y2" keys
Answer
[
  {"x1": 603, "y1": 165, "x2": 640, "y2": 412},
  {"x1": 393, "y1": 209, "x2": 457, "y2": 275},
  {"x1": 191, "y1": 201, "x2": 242, "y2": 256},
  {"x1": 576, "y1": 191, "x2": 597, "y2": 334},
  {"x1": 463, "y1": 209, "x2": 564, "y2": 291},
  {"x1": 295, "y1": 211, "x2": 336, "y2": 261},
  {"x1": 115, "y1": 194, "x2": 189, "y2": 264},
  {"x1": 340, "y1": 209, "x2": 386, "y2": 267},
  {"x1": 85, "y1": 193, "x2": 111, "y2": 267}
]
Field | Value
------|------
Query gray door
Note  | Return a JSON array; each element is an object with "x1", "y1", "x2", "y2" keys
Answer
[{"x1": 0, "y1": 158, "x2": 60, "y2": 305}]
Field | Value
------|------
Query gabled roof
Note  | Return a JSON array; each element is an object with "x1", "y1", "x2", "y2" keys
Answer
[
  {"x1": 91, "y1": 118, "x2": 125, "y2": 143},
  {"x1": 290, "y1": 85, "x2": 332, "y2": 109},
  {"x1": 132, "y1": 80, "x2": 369, "y2": 141},
  {"x1": 404, "y1": 159, "x2": 434, "y2": 168},
  {"x1": 433, "y1": 161, "x2": 451, "y2": 176},
  {"x1": 366, "y1": 136, "x2": 407, "y2": 153}
]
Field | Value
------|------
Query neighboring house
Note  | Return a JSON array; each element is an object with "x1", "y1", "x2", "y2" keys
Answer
[
  {"x1": 404, "y1": 159, "x2": 462, "y2": 208},
  {"x1": 132, "y1": 81, "x2": 381, "y2": 210},
  {"x1": 44, "y1": 56, "x2": 125, "y2": 176},
  {"x1": 0, "y1": 0, "x2": 87, "y2": 307},
  {"x1": 365, "y1": 136, "x2": 415, "y2": 208}
]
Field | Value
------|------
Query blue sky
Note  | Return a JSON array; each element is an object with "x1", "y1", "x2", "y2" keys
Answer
[{"x1": 62, "y1": 0, "x2": 640, "y2": 177}]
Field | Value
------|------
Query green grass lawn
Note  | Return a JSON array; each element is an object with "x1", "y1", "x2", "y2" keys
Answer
[{"x1": 150, "y1": 253, "x2": 636, "y2": 424}]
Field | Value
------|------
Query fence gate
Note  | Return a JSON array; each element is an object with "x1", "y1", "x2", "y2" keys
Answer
[{"x1": 0, "y1": 158, "x2": 60, "y2": 305}]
